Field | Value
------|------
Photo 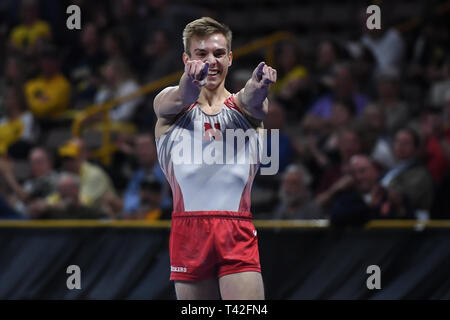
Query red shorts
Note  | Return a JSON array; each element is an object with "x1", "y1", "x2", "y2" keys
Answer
[{"x1": 169, "y1": 211, "x2": 261, "y2": 281}]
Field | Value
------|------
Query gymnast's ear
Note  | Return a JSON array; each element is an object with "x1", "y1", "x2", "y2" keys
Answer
[{"x1": 182, "y1": 52, "x2": 190, "y2": 65}]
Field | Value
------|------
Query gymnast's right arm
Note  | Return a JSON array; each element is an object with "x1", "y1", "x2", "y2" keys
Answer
[{"x1": 153, "y1": 60, "x2": 209, "y2": 119}]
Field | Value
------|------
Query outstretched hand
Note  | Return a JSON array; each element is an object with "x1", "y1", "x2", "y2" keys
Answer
[
  {"x1": 252, "y1": 62, "x2": 277, "y2": 88},
  {"x1": 185, "y1": 60, "x2": 210, "y2": 87}
]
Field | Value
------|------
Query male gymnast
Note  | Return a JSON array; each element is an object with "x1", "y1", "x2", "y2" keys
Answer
[{"x1": 154, "y1": 17, "x2": 277, "y2": 300}]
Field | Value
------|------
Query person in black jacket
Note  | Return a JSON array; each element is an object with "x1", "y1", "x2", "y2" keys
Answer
[{"x1": 330, "y1": 154, "x2": 413, "y2": 226}]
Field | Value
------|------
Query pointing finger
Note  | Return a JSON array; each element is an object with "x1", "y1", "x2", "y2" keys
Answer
[
  {"x1": 199, "y1": 62, "x2": 210, "y2": 80},
  {"x1": 202, "y1": 62, "x2": 210, "y2": 73},
  {"x1": 269, "y1": 68, "x2": 276, "y2": 81},
  {"x1": 193, "y1": 62, "x2": 203, "y2": 80},
  {"x1": 256, "y1": 61, "x2": 265, "y2": 74},
  {"x1": 254, "y1": 61, "x2": 265, "y2": 80}
]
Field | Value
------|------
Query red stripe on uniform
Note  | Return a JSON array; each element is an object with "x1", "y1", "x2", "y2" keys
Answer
[
  {"x1": 238, "y1": 178, "x2": 253, "y2": 212},
  {"x1": 187, "y1": 101, "x2": 198, "y2": 111},
  {"x1": 168, "y1": 163, "x2": 185, "y2": 212},
  {"x1": 224, "y1": 94, "x2": 243, "y2": 114}
]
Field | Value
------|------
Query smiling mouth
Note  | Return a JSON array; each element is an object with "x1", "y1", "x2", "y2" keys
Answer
[{"x1": 207, "y1": 70, "x2": 220, "y2": 77}]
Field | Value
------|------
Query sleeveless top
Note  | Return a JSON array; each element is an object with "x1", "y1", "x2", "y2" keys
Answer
[{"x1": 156, "y1": 94, "x2": 261, "y2": 214}]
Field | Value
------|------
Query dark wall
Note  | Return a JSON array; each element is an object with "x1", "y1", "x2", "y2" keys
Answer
[{"x1": 1, "y1": 226, "x2": 450, "y2": 299}]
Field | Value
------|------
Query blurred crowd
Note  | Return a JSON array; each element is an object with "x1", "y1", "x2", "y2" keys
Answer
[{"x1": 0, "y1": 0, "x2": 449, "y2": 226}]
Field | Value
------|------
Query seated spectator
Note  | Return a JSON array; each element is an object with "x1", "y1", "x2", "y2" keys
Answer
[
  {"x1": 141, "y1": 29, "x2": 179, "y2": 82},
  {"x1": 57, "y1": 138, "x2": 121, "y2": 216},
  {"x1": 8, "y1": 0, "x2": 52, "y2": 54},
  {"x1": 308, "y1": 63, "x2": 369, "y2": 120},
  {"x1": 30, "y1": 172, "x2": 107, "y2": 219},
  {"x1": 69, "y1": 22, "x2": 107, "y2": 106},
  {"x1": 347, "y1": 43, "x2": 377, "y2": 97},
  {"x1": 296, "y1": 99, "x2": 356, "y2": 173},
  {"x1": 113, "y1": 0, "x2": 146, "y2": 57},
  {"x1": 0, "y1": 54, "x2": 27, "y2": 99},
  {"x1": 262, "y1": 100, "x2": 293, "y2": 173},
  {"x1": 24, "y1": 45, "x2": 72, "y2": 118},
  {"x1": 409, "y1": 20, "x2": 449, "y2": 86},
  {"x1": 102, "y1": 29, "x2": 129, "y2": 61},
  {"x1": 419, "y1": 103, "x2": 450, "y2": 183},
  {"x1": 294, "y1": 113, "x2": 328, "y2": 163},
  {"x1": 427, "y1": 60, "x2": 450, "y2": 108},
  {"x1": 107, "y1": 130, "x2": 137, "y2": 191},
  {"x1": 358, "y1": 104, "x2": 396, "y2": 170},
  {"x1": 0, "y1": 147, "x2": 59, "y2": 216},
  {"x1": 128, "y1": 176, "x2": 166, "y2": 221},
  {"x1": 375, "y1": 70, "x2": 411, "y2": 136},
  {"x1": 83, "y1": 1, "x2": 114, "y2": 33},
  {"x1": 272, "y1": 164, "x2": 324, "y2": 220},
  {"x1": 140, "y1": 0, "x2": 206, "y2": 53},
  {"x1": 272, "y1": 40, "x2": 309, "y2": 93},
  {"x1": 123, "y1": 133, "x2": 170, "y2": 216},
  {"x1": 429, "y1": 94, "x2": 450, "y2": 218},
  {"x1": 321, "y1": 99, "x2": 357, "y2": 156},
  {"x1": 252, "y1": 101, "x2": 294, "y2": 214},
  {"x1": 330, "y1": 154, "x2": 413, "y2": 227},
  {"x1": 313, "y1": 40, "x2": 340, "y2": 94},
  {"x1": 94, "y1": 57, "x2": 143, "y2": 122},
  {"x1": 271, "y1": 40, "x2": 310, "y2": 119},
  {"x1": 380, "y1": 128, "x2": 434, "y2": 214},
  {"x1": 317, "y1": 126, "x2": 362, "y2": 189},
  {"x1": 0, "y1": 86, "x2": 37, "y2": 157},
  {"x1": 314, "y1": 127, "x2": 363, "y2": 209},
  {"x1": 24, "y1": 147, "x2": 59, "y2": 198}
]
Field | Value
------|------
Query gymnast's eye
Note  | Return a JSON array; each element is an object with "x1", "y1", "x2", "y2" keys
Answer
[
  {"x1": 194, "y1": 49, "x2": 207, "y2": 57},
  {"x1": 214, "y1": 50, "x2": 226, "y2": 58}
]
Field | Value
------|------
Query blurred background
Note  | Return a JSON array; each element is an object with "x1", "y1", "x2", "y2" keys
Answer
[{"x1": 0, "y1": 0, "x2": 450, "y2": 299}]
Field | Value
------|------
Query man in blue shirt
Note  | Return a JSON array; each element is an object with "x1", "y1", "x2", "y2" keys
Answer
[
  {"x1": 123, "y1": 133, "x2": 171, "y2": 216},
  {"x1": 308, "y1": 63, "x2": 368, "y2": 119}
]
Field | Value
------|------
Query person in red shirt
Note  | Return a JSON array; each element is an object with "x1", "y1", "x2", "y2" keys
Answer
[{"x1": 420, "y1": 104, "x2": 450, "y2": 183}]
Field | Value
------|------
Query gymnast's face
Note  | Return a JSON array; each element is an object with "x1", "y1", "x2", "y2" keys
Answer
[{"x1": 184, "y1": 33, "x2": 232, "y2": 90}]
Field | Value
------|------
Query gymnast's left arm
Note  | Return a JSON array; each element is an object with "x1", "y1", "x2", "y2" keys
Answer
[{"x1": 235, "y1": 61, "x2": 277, "y2": 120}]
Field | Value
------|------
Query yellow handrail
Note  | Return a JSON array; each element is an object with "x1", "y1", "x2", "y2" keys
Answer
[
  {"x1": 71, "y1": 31, "x2": 295, "y2": 164},
  {"x1": 1, "y1": 219, "x2": 450, "y2": 229}
]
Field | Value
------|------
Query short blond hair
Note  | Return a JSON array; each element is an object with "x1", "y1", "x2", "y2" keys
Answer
[{"x1": 182, "y1": 17, "x2": 232, "y2": 56}]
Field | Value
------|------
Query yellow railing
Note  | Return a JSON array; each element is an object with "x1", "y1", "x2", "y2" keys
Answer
[
  {"x1": 71, "y1": 31, "x2": 295, "y2": 165},
  {"x1": 1, "y1": 219, "x2": 450, "y2": 229}
]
